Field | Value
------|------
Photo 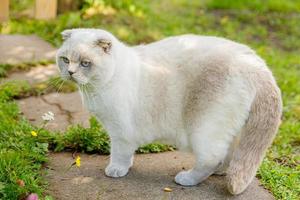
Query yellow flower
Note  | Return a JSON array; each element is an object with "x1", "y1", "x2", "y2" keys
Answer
[
  {"x1": 31, "y1": 131, "x2": 38, "y2": 137},
  {"x1": 220, "y1": 16, "x2": 229, "y2": 25},
  {"x1": 75, "y1": 156, "x2": 81, "y2": 167}
]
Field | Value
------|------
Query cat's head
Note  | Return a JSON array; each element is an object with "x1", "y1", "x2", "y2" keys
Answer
[{"x1": 56, "y1": 28, "x2": 117, "y2": 87}]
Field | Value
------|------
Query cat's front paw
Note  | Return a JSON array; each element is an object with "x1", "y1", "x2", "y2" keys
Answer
[
  {"x1": 175, "y1": 170, "x2": 199, "y2": 186},
  {"x1": 105, "y1": 164, "x2": 129, "y2": 178}
]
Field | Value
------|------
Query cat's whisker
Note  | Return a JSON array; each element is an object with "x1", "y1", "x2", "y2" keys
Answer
[
  {"x1": 85, "y1": 87, "x2": 91, "y2": 106},
  {"x1": 40, "y1": 78, "x2": 62, "y2": 94},
  {"x1": 86, "y1": 85, "x2": 94, "y2": 107},
  {"x1": 56, "y1": 80, "x2": 65, "y2": 93},
  {"x1": 86, "y1": 83, "x2": 97, "y2": 108},
  {"x1": 82, "y1": 85, "x2": 91, "y2": 107},
  {"x1": 90, "y1": 88, "x2": 97, "y2": 107},
  {"x1": 80, "y1": 85, "x2": 86, "y2": 103}
]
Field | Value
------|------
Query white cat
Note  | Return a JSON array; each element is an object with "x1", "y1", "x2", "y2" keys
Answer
[{"x1": 56, "y1": 28, "x2": 282, "y2": 195}]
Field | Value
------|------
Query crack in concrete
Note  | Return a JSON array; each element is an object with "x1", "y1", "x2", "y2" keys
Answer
[{"x1": 40, "y1": 95, "x2": 73, "y2": 124}]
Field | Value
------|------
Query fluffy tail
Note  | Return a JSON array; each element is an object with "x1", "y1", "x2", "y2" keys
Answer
[{"x1": 226, "y1": 75, "x2": 282, "y2": 195}]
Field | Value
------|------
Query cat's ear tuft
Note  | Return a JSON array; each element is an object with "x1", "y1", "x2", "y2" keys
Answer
[
  {"x1": 61, "y1": 29, "x2": 73, "y2": 41},
  {"x1": 96, "y1": 39, "x2": 112, "y2": 53}
]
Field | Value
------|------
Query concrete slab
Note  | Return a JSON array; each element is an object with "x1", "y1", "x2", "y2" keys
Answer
[
  {"x1": 46, "y1": 152, "x2": 274, "y2": 200},
  {"x1": 17, "y1": 92, "x2": 90, "y2": 131},
  {"x1": 2, "y1": 64, "x2": 58, "y2": 84},
  {"x1": 0, "y1": 34, "x2": 56, "y2": 64}
]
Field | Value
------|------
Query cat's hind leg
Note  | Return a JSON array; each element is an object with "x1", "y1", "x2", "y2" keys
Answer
[
  {"x1": 175, "y1": 102, "x2": 249, "y2": 186},
  {"x1": 213, "y1": 133, "x2": 239, "y2": 176},
  {"x1": 175, "y1": 128, "x2": 233, "y2": 186}
]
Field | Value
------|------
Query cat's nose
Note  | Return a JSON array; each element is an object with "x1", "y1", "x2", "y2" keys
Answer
[{"x1": 68, "y1": 70, "x2": 75, "y2": 75}]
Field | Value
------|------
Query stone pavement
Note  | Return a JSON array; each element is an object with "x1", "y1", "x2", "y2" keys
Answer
[
  {"x1": 0, "y1": 34, "x2": 56, "y2": 64},
  {"x1": 18, "y1": 92, "x2": 90, "y2": 131},
  {"x1": 4, "y1": 64, "x2": 58, "y2": 84},
  {"x1": 46, "y1": 152, "x2": 274, "y2": 200},
  {"x1": 0, "y1": 34, "x2": 89, "y2": 131}
]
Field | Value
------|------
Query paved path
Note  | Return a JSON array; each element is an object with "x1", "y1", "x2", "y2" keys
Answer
[
  {"x1": 46, "y1": 152, "x2": 274, "y2": 200},
  {"x1": 0, "y1": 35, "x2": 89, "y2": 131},
  {"x1": 18, "y1": 92, "x2": 90, "y2": 131},
  {"x1": 3, "y1": 64, "x2": 58, "y2": 84},
  {"x1": 0, "y1": 35, "x2": 56, "y2": 64}
]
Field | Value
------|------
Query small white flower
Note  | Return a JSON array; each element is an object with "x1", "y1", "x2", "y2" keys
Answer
[{"x1": 42, "y1": 111, "x2": 55, "y2": 121}]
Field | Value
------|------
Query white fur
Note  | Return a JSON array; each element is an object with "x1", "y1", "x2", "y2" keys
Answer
[{"x1": 56, "y1": 29, "x2": 270, "y2": 186}]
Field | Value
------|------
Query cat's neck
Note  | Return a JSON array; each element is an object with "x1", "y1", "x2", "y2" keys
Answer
[
  {"x1": 102, "y1": 44, "x2": 141, "y2": 93},
  {"x1": 82, "y1": 44, "x2": 141, "y2": 114}
]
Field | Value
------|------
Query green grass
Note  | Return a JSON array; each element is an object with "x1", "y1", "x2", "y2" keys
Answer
[
  {"x1": 0, "y1": 60, "x2": 53, "y2": 78},
  {"x1": 206, "y1": 0, "x2": 300, "y2": 12},
  {"x1": 0, "y1": 77, "x2": 77, "y2": 98},
  {"x1": 0, "y1": 82, "x2": 48, "y2": 199},
  {"x1": 0, "y1": 0, "x2": 299, "y2": 199}
]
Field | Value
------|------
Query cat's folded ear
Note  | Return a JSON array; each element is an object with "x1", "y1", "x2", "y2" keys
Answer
[
  {"x1": 96, "y1": 39, "x2": 112, "y2": 53},
  {"x1": 61, "y1": 29, "x2": 73, "y2": 41}
]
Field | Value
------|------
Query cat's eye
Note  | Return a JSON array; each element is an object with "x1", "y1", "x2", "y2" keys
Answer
[
  {"x1": 61, "y1": 57, "x2": 69, "y2": 64},
  {"x1": 80, "y1": 60, "x2": 91, "y2": 68}
]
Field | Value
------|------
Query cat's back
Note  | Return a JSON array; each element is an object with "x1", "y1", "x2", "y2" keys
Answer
[
  {"x1": 134, "y1": 34, "x2": 274, "y2": 103},
  {"x1": 137, "y1": 34, "x2": 236, "y2": 52},
  {"x1": 134, "y1": 35, "x2": 274, "y2": 113},
  {"x1": 134, "y1": 34, "x2": 263, "y2": 73}
]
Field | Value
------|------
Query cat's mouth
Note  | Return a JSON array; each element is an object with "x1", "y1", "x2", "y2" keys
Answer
[
  {"x1": 63, "y1": 75, "x2": 76, "y2": 83},
  {"x1": 69, "y1": 76, "x2": 76, "y2": 82},
  {"x1": 68, "y1": 75, "x2": 89, "y2": 86}
]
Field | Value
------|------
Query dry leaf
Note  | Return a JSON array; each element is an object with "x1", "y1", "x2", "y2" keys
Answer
[{"x1": 163, "y1": 187, "x2": 172, "y2": 192}]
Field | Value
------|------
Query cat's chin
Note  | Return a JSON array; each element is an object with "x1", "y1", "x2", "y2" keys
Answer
[
  {"x1": 60, "y1": 75, "x2": 71, "y2": 81},
  {"x1": 70, "y1": 77, "x2": 89, "y2": 86},
  {"x1": 69, "y1": 76, "x2": 77, "y2": 83}
]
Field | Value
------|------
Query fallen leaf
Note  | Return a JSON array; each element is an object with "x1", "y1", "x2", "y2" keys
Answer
[{"x1": 164, "y1": 187, "x2": 172, "y2": 192}]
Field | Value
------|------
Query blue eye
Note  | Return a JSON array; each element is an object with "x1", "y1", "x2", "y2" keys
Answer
[
  {"x1": 61, "y1": 57, "x2": 69, "y2": 64},
  {"x1": 81, "y1": 60, "x2": 91, "y2": 68}
]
